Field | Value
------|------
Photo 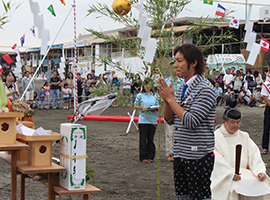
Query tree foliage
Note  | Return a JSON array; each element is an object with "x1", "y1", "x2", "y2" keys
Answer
[{"x1": 0, "y1": 0, "x2": 21, "y2": 29}]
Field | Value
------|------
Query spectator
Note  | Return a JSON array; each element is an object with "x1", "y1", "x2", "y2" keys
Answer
[
  {"x1": 97, "y1": 73, "x2": 107, "y2": 89},
  {"x1": 215, "y1": 82, "x2": 223, "y2": 106},
  {"x1": 223, "y1": 68, "x2": 234, "y2": 93},
  {"x1": 133, "y1": 73, "x2": 142, "y2": 102},
  {"x1": 244, "y1": 70, "x2": 256, "y2": 91},
  {"x1": 213, "y1": 70, "x2": 224, "y2": 92},
  {"x1": 254, "y1": 70, "x2": 263, "y2": 86},
  {"x1": 122, "y1": 72, "x2": 133, "y2": 96},
  {"x1": 90, "y1": 69, "x2": 98, "y2": 84},
  {"x1": 239, "y1": 86, "x2": 253, "y2": 106},
  {"x1": 110, "y1": 74, "x2": 121, "y2": 90},
  {"x1": 77, "y1": 73, "x2": 84, "y2": 103},
  {"x1": 253, "y1": 85, "x2": 265, "y2": 106},
  {"x1": 43, "y1": 81, "x2": 50, "y2": 109},
  {"x1": 38, "y1": 87, "x2": 46, "y2": 109},
  {"x1": 3, "y1": 71, "x2": 20, "y2": 102},
  {"x1": 62, "y1": 83, "x2": 71, "y2": 109},
  {"x1": 64, "y1": 72, "x2": 74, "y2": 108},
  {"x1": 83, "y1": 73, "x2": 92, "y2": 100},
  {"x1": 233, "y1": 70, "x2": 242, "y2": 102},
  {"x1": 225, "y1": 86, "x2": 234, "y2": 99},
  {"x1": 49, "y1": 70, "x2": 61, "y2": 109},
  {"x1": 239, "y1": 67, "x2": 246, "y2": 85},
  {"x1": 21, "y1": 71, "x2": 35, "y2": 105},
  {"x1": 231, "y1": 66, "x2": 236, "y2": 76},
  {"x1": 107, "y1": 70, "x2": 116, "y2": 87},
  {"x1": 265, "y1": 69, "x2": 270, "y2": 81},
  {"x1": 32, "y1": 91, "x2": 39, "y2": 109}
]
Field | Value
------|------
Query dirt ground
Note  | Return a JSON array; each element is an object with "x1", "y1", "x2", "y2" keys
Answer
[{"x1": 0, "y1": 80, "x2": 269, "y2": 200}]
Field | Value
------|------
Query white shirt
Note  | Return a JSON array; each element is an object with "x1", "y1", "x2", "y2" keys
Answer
[
  {"x1": 240, "y1": 89, "x2": 251, "y2": 102},
  {"x1": 123, "y1": 77, "x2": 132, "y2": 89},
  {"x1": 223, "y1": 74, "x2": 234, "y2": 89},
  {"x1": 262, "y1": 80, "x2": 270, "y2": 101}
]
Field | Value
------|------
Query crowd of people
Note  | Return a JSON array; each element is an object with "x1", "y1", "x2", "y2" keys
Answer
[
  {"x1": 213, "y1": 67, "x2": 270, "y2": 107},
  {"x1": 0, "y1": 68, "x2": 144, "y2": 110}
]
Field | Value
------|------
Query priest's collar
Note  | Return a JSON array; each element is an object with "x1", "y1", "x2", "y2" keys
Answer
[{"x1": 220, "y1": 125, "x2": 238, "y2": 137}]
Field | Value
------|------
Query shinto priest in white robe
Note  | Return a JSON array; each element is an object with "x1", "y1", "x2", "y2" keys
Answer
[{"x1": 211, "y1": 125, "x2": 270, "y2": 200}]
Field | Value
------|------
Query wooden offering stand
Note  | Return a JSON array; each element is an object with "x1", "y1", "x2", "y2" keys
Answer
[{"x1": 0, "y1": 112, "x2": 28, "y2": 200}]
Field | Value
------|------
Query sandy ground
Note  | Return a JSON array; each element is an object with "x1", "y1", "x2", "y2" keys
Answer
[{"x1": 0, "y1": 80, "x2": 269, "y2": 199}]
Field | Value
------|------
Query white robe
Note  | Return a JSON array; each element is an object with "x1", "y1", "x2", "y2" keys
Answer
[{"x1": 211, "y1": 125, "x2": 270, "y2": 200}]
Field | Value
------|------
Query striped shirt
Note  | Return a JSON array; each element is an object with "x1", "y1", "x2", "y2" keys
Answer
[{"x1": 170, "y1": 74, "x2": 216, "y2": 159}]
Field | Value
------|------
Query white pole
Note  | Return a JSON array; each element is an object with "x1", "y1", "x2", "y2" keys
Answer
[
  {"x1": 73, "y1": 0, "x2": 78, "y2": 117},
  {"x1": 20, "y1": 6, "x2": 73, "y2": 101}
]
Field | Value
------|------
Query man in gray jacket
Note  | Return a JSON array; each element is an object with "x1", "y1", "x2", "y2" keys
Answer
[
  {"x1": 157, "y1": 44, "x2": 216, "y2": 200},
  {"x1": 21, "y1": 71, "x2": 35, "y2": 105}
]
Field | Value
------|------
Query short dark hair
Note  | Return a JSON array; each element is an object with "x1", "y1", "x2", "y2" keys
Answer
[
  {"x1": 64, "y1": 83, "x2": 68, "y2": 87},
  {"x1": 174, "y1": 44, "x2": 206, "y2": 75},
  {"x1": 91, "y1": 69, "x2": 95, "y2": 73}
]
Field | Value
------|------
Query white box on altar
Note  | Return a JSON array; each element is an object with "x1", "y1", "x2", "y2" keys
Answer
[{"x1": 59, "y1": 123, "x2": 87, "y2": 190}]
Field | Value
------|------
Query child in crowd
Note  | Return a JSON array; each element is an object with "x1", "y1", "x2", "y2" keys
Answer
[
  {"x1": 32, "y1": 91, "x2": 39, "y2": 109},
  {"x1": 38, "y1": 87, "x2": 46, "y2": 109},
  {"x1": 62, "y1": 83, "x2": 71, "y2": 109},
  {"x1": 43, "y1": 81, "x2": 50, "y2": 110}
]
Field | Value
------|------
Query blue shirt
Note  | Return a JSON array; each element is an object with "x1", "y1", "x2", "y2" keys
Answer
[
  {"x1": 215, "y1": 87, "x2": 223, "y2": 97},
  {"x1": 165, "y1": 77, "x2": 183, "y2": 96},
  {"x1": 135, "y1": 92, "x2": 159, "y2": 124},
  {"x1": 39, "y1": 92, "x2": 46, "y2": 101}
]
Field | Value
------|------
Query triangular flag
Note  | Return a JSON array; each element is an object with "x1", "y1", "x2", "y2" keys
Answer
[
  {"x1": 11, "y1": 44, "x2": 21, "y2": 55},
  {"x1": 20, "y1": 34, "x2": 25, "y2": 47},
  {"x1": 260, "y1": 37, "x2": 269, "y2": 52},
  {"x1": 203, "y1": 1, "x2": 213, "y2": 5},
  {"x1": 3, "y1": 53, "x2": 13, "y2": 64},
  {"x1": 60, "y1": 0, "x2": 66, "y2": 5},
  {"x1": 215, "y1": 3, "x2": 225, "y2": 17},
  {"x1": 229, "y1": 16, "x2": 239, "y2": 29},
  {"x1": 47, "y1": 4, "x2": 56, "y2": 17},
  {"x1": 30, "y1": 26, "x2": 36, "y2": 37},
  {"x1": 0, "y1": 65, "x2": 3, "y2": 73}
]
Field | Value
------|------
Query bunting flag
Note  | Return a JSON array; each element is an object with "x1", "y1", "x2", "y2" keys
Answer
[
  {"x1": 20, "y1": 34, "x2": 25, "y2": 46},
  {"x1": 229, "y1": 16, "x2": 239, "y2": 29},
  {"x1": 60, "y1": 0, "x2": 66, "y2": 5},
  {"x1": 0, "y1": 65, "x2": 3, "y2": 73},
  {"x1": 30, "y1": 26, "x2": 36, "y2": 37},
  {"x1": 48, "y1": 4, "x2": 56, "y2": 17},
  {"x1": 204, "y1": 1, "x2": 213, "y2": 5},
  {"x1": 215, "y1": 3, "x2": 225, "y2": 17},
  {"x1": 260, "y1": 37, "x2": 270, "y2": 52},
  {"x1": 11, "y1": 44, "x2": 21, "y2": 55},
  {"x1": 3, "y1": 53, "x2": 13, "y2": 64}
]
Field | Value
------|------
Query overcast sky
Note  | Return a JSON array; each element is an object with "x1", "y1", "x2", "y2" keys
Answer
[{"x1": 0, "y1": 0, "x2": 267, "y2": 50}]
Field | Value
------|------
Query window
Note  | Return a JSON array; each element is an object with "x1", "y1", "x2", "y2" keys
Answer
[{"x1": 266, "y1": 10, "x2": 269, "y2": 15}]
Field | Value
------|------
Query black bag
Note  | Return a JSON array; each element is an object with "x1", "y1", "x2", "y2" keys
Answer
[{"x1": 248, "y1": 81, "x2": 257, "y2": 88}]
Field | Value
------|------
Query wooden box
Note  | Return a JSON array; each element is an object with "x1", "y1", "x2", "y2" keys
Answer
[
  {"x1": 0, "y1": 112, "x2": 24, "y2": 144},
  {"x1": 16, "y1": 132, "x2": 61, "y2": 166}
]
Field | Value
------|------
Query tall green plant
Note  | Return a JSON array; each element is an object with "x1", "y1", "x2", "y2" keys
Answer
[{"x1": 86, "y1": 1, "x2": 235, "y2": 199}]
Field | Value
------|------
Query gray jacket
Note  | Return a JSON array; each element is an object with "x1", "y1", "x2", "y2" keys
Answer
[{"x1": 21, "y1": 77, "x2": 35, "y2": 92}]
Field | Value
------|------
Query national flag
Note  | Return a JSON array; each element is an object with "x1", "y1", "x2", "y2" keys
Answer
[
  {"x1": 229, "y1": 16, "x2": 239, "y2": 29},
  {"x1": 203, "y1": 1, "x2": 213, "y2": 5},
  {"x1": 215, "y1": 3, "x2": 225, "y2": 17},
  {"x1": 60, "y1": 0, "x2": 66, "y2": 5},
  {"x1": 0, "y1": 65, "x2": 3, "y2": 73},
  {"x1": 2, "y1": 53, "x2": 13, "y2": 64},
  {"x1": 11, "y1": 44, "x2": 21, "y2": 55},
  {"x1": 48, "y1": 4, "x2": 56, "y2": 17},
  {"x1": 20, "y1": 34, "x2": 25, "y2": 47},
  {"x1": 30, "y1": 26, "x2": 36, "y2": 37},
  {"x1": 260, "y1": 37, "x2": 269, "y2": 52}
]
